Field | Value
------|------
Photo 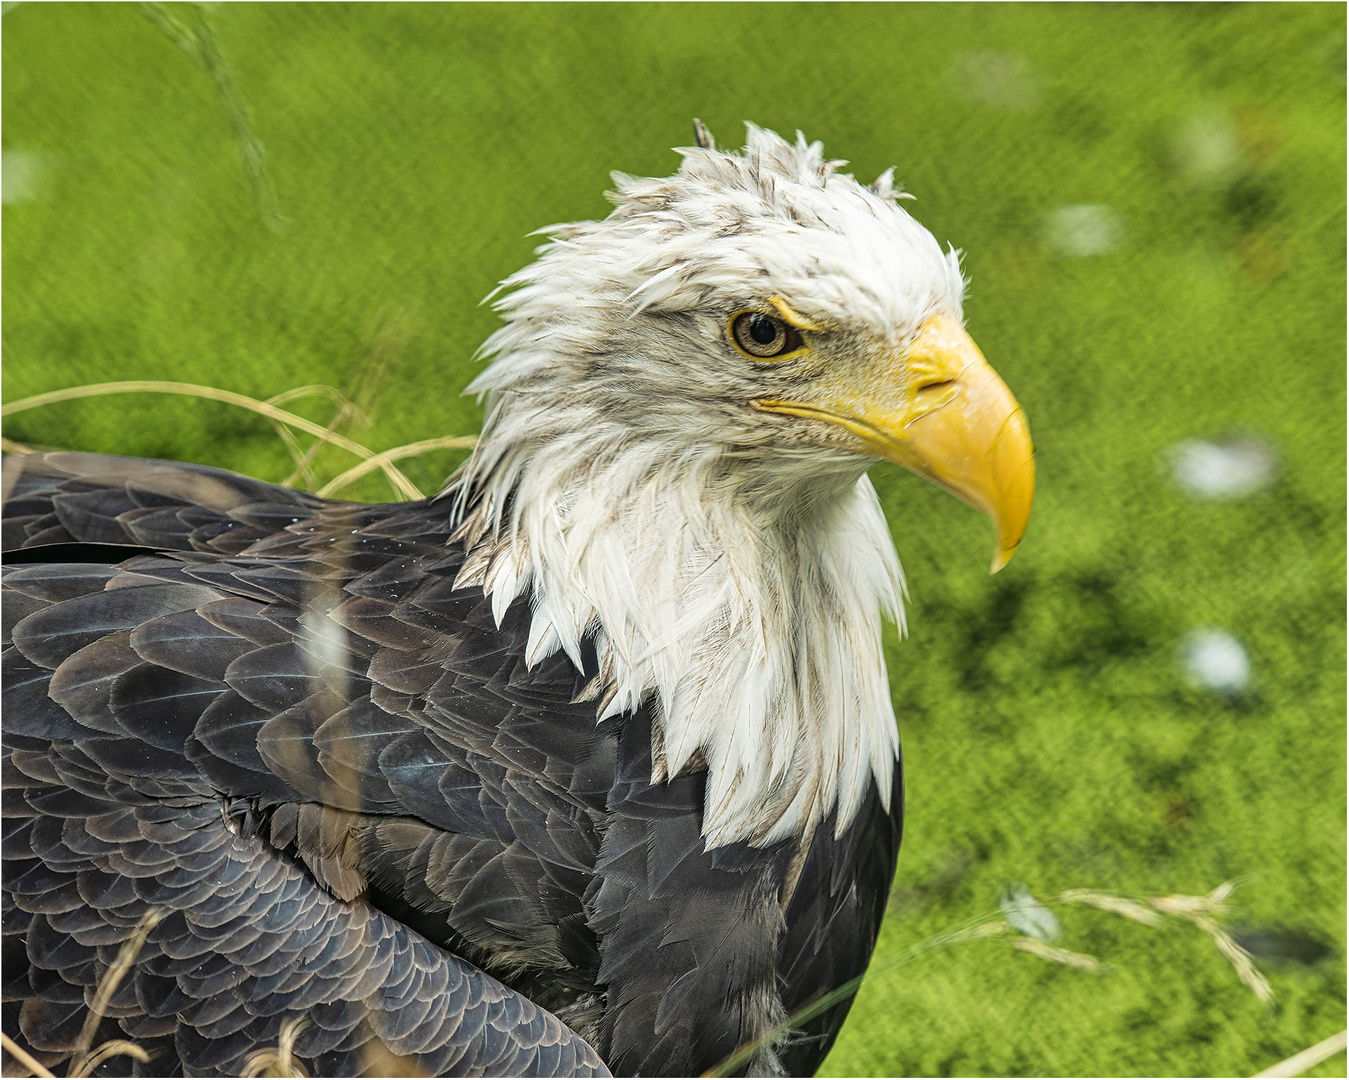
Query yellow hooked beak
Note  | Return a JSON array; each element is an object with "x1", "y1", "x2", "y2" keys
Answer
[{"x1": 754, "y1": 313, "x2": 1035, "y2": 573}]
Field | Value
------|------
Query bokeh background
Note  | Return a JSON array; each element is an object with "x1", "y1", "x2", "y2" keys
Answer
[{"x1": 3, "y1": 4, "x2": 1344, "y2": 1076}]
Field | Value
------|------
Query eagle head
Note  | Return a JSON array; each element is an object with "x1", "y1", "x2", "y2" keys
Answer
[
  {"x1": 456, "y1": 124, "x2": 1035, "y2": 847},
  {"x1": 466, "y1": 122, "x2": 1033, "y2": 573}
]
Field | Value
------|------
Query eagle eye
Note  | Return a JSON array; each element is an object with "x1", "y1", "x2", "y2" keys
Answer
[{"x1": 730, "y1": 311, "x2": 804, "y2": 360}]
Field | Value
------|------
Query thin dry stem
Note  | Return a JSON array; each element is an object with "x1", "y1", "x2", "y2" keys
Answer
[
  {"x1": 267, "y1": 385, "x2": 366, "y2": 415},
  {"x1": 1, "y1": 1031, "x2": 56, "y2": 1078},
  {"x1": 316, "y1": 435, "x2": 477, "y2": 497},
  {"x1": 1058, "y1": 888, "x2": 1163, "y2": 927},
  {"x1": 72, "y1": 1041, "x2": 151, "y2": 1075},
  {"x1": 280, "y1": 406, "x2": 353, "y2": 489},
  {"x1": 1011, "y1": 937, "x2": 1105, "y2": 971},
  {"x1": 271, "y1": 420, "x2": 321, "y2": 488},
  {"x1": 141, "y1": 3, "x2": 287, "y2": 232},
  {"x1": 1148, "y1": 880, "x2": 1237, "y2": 918},
  {"x1": 1251, "y1": 1029, "x2": 1348, "y2": 1079},
  {"x1": 343, "y1": 303, "x2": 420, "y2": 424},
  {"x1": 1190, "y1": 914, "x2": 1274, "y2": 1004},
  {"x1": 1143, "y1": 883, "x2": 1271, "y2": 1004},
  {"x1": 0, "y1": 381, "x2": 424, "y2": 499},
  {"x1": 239, "y1": 1018, "x2": 309, "y2": 1078},
  {"x1": 703, "y1": 911, "x2": 1011, "y2": 1077},
  {"x1": 67, "y1": 908, "x2": 163, "y2": 1078},
  {"x1": 706, "y1": 878, "x2": 1271, "y2": 1077},
  {"x1": 266, "y1": 386, "x2": 366, "y2": 489}
]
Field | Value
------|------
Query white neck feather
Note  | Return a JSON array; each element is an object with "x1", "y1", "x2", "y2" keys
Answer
[{"x1": 448, "y1": 426, "x2": 905, "y2": 849}]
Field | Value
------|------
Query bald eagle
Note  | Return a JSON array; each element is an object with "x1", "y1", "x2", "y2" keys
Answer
[{"x1": 1, "y1": 125, "x2": 1033, "y2": 1078}]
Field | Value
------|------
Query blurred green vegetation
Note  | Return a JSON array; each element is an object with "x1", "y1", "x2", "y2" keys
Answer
[{"x1": 3, "y1": 3, "x2": 1344, "y2": 1077}]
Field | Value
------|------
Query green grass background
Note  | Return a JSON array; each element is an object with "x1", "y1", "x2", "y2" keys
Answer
[{"x1": 3, "y1": 3, "x2": 1344, "y2": 1076}]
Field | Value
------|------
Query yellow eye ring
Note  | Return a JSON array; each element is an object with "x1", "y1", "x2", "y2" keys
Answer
[{"x1": 728, "y1": 310, "x2": 807, "y2": 361}]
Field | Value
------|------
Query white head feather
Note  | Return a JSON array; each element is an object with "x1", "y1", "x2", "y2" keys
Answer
[{"x1": 449, "y1": 125, "x2": 965, "y2": 848}]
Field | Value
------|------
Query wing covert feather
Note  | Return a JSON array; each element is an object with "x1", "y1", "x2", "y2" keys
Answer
[
  {"x1": 5, "y1": 451, "x2": 903, "y2": 1077},
  {"x1": 4, "y1": 455, "x2": 614, "y2": 1075}
]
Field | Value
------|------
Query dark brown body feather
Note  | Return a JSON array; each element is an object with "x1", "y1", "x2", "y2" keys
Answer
[{"x1": 1, "y1": 452, "x2": 902, "y2": 1077}]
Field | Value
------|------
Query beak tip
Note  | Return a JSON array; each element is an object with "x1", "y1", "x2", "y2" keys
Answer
[{"x1": 988, "y1": 451, "x2": 1034, "y2": 575}]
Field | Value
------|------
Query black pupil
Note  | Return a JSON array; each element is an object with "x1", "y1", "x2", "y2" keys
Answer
[{"x1": 749, "y1": 316, "x2": 778, "y2": 345}]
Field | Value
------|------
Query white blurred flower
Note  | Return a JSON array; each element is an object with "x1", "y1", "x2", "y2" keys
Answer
[
  {"x1": 1173, "y1": 110, "x2": 1243, "y2": 188},
  {"x1": 1171, "y1": 437, "x2": 1278, "y2": 499},
  {"x1": 1180, "y1": 628, "x2": 1252, "y2": 696},
  {"x1": 952, "y1": 51, "x2": 1039, "y2": 108},
  {"x1": 1043, "y1": 204, "x2": 1122, "y2": 257},
  {"x1": 1000, "y1": 883, "x2": 1062, "y2": 942},
  {"x1": 3, "y1": 150, "x2": 46, "y2": 203}
]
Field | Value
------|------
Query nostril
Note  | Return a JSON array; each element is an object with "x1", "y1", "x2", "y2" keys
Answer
[{"x1": 916, "y1": 379, "x2": 956, "y2": 396}]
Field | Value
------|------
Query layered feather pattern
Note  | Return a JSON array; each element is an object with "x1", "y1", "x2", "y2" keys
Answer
[{"x1": 2, "y1": 451, "x2": 900, "y2": 1077}]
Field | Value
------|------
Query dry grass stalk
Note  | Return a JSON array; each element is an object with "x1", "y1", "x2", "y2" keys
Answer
[
  {"x1": 316, "y1": 435, "x2": 478, "y2": 497},
  {"x1": 1148, "y1": 880, "x2": 1237, "y2": 918},
  {"x1": 70, "y1": 1041, "x2": 151, "y2": 1075},
  {"x1": 1011, "y1": 937, "x2": 1105, "y2": 971},
  {"x1": 704, "y1": 911, "x2": 1012, "y2": 1077},
  {"x1": 268, "y1": 385, "x2": 368, "y2": 417},
  {"x1": 0, "y1": 437, "x2": 35, "y2": 456},
  {"x1": 140, "y1": 3, "x2": 287, "y2": 232},
  {"x1": 343, "y1": 304, "x2": 421, "y2": 425},
  {"x1": 1251, "y1": 1029, "x2": 1348, "y2": 1079},
  {"x1": 0, "y1": 381, "x2": 424, "y2": 499},
  {"x1": 0, "y1": 1031, "x2": 56, "y2": 1078},
  {"x1": 1053, "y1": 882, "x2": 1273, "y2": 1002},
  {"x1": 67, "y1": 908, "x2": 164, "y2": 1078},
  {"x1": 706, "y1": 878, "x2": 1274, "y2": 1075},
  {"x1": 1190, "y1": 913, "x2": 1274, "y2": 1005},
  {"x1": 266, "y1": 386, "x2": 367, "y2": 489},
  {"x1": 1145, "y1": 882, "x2": 1272, "y2": 1004},
  {"x1": 1058, "y1": 888, "x2": 1163, "y2": 927},
  {"x1": 240, "y1": 1018, "x2": 309, "y2": 1078}
]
